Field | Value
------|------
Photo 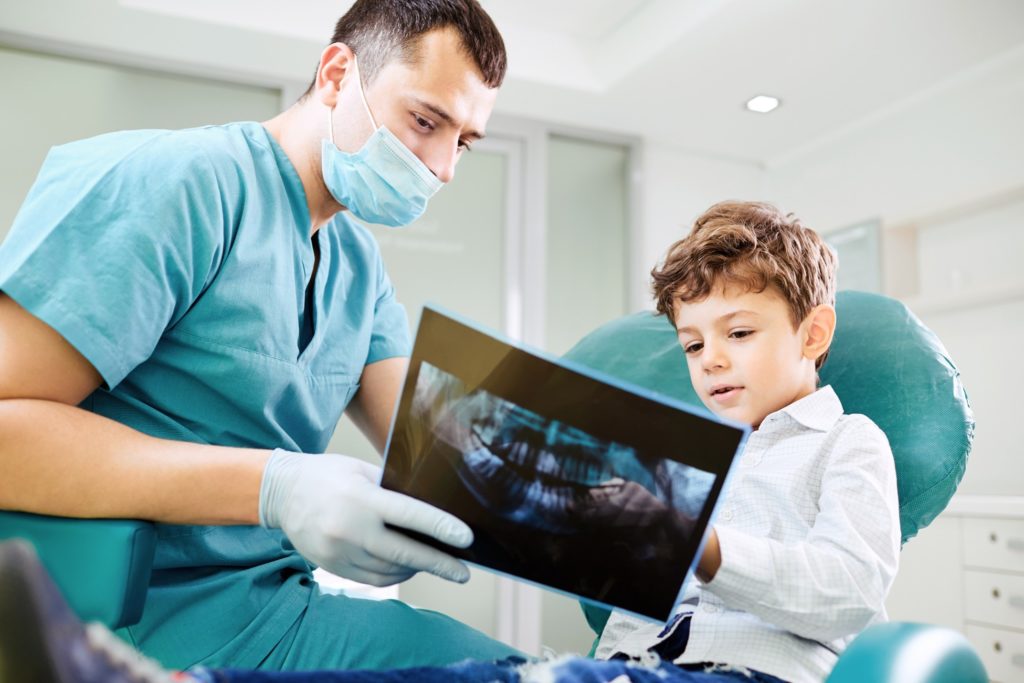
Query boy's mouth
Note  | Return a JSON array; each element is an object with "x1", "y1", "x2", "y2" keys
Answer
[{"x1": 708, "y1": 385, "x2": 744, "y2": 403}]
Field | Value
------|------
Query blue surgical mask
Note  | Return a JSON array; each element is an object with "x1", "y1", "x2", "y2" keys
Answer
[{"x1": 321, "y1": 57, "x2": 443, "y2": 227}]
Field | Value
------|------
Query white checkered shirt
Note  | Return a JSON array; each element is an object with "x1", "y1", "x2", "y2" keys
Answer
[{"x1": 594, "y1": 386, "x2": 901, "y2": 683}]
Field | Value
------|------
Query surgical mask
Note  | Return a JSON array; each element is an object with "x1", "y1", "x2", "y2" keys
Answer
[{"x1": 321, "y1": 57, "x2": 443, "y2": 227}]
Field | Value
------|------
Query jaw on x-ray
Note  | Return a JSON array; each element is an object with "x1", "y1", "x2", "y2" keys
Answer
[
  {"x1": 389, "y1": 361, "x2": 715, "y2": 619},
  {"x1": 414, "y1": 361, "x2": 710, "y2": 536}
]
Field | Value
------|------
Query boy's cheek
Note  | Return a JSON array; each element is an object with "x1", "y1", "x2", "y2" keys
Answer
[{"x1": 686, "y1": 365, "x2": 714, "y2": 412}]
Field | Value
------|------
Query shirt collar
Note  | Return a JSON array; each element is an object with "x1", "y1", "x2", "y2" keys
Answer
[{"x1": 763, "y1": 385, "x2": 844, "y2": 433}]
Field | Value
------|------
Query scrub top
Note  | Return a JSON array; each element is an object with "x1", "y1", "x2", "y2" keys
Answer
[{"x1": 0, "y1": 122, "x2": 411, "y2": 668}]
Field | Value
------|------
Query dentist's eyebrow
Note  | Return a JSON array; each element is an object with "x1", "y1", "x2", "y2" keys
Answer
[
  {"x1": 412, "y1": 98, "x2": 486, "y2": 141},
  {"x1": 675, "y1": 310, "x2": 759, "y2": 334}
]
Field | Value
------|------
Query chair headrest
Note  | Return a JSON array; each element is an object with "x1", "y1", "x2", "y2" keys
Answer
[{"x1": 562, "y1": 290, "x2": 974, "y2": 544}]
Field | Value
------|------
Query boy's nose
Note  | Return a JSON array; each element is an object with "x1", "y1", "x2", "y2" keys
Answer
[{"x1": 701, "y1": 343, "x2": 729, "y2": 372}]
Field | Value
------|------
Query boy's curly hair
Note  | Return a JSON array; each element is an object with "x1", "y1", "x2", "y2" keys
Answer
[{"x1": 651, "y1": 201, "x2": 838, "y2": 368}]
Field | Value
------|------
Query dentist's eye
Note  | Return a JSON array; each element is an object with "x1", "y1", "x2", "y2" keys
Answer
[
  {"x1": 412, "y1": 113, "x2": 435, "y2": 131},
  {"x1": 458, "y1": 139, "x2": 473, "y2": 152}
]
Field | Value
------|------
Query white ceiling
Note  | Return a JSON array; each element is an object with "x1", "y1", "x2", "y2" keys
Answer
[{"x1": 119, "y1": 0, "x2": 1024, "y2": 166}]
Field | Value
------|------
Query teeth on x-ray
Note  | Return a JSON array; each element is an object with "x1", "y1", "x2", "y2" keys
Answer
[
  {"x1": 435, "y1": 390, "x2": 653, "y2": 533},
  {"x1": 460, "y1": 439, "x2": 583, "y2": 531}
]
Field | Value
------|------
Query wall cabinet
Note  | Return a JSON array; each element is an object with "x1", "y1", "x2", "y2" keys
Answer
[{"x1": 887, "y1": 496, "x2": 1024, "y2": 683}]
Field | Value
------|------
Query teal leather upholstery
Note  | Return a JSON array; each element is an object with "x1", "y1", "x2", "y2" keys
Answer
[
  {"x1": 0, "y1": 512, "x2": 155, "y2": 629},
  {"x1": 826, "y1": 622, "x2": 987, "y2": 683},
  {"x1": 564, "y1": 291, "x2": 979, "y2": 680}
]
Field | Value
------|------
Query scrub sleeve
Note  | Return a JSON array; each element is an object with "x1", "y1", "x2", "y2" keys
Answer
[{"x1": 0, "y1": 129, "x2": 226, "y2": 388}]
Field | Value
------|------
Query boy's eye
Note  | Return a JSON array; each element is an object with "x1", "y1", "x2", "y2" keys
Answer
[
  {"x1": 730, "y1": 329, "x2": 754, "y2": 339},
  {"x1": 683, "y1": 342, "x2": 703, "y2": 354}
]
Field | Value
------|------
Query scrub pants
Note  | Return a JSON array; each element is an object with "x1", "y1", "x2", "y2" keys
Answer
[{"x1": 252, "y1": 586, "x2": 522, "y2": 671}]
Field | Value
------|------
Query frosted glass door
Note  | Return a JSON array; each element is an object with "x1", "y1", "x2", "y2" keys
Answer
[
  {"x1": 542, "y1": 134, "x2": 631, "y2": 654},
  {"x1": 0, "y1": 46, "x2": 281, "y2": 242},
  {"x1": 545, "y1": 134, "x2": 630, "y2": 355}
]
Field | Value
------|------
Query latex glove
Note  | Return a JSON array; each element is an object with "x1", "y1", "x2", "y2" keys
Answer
[{"x1": 259, "y1": 449, "x2": 473, "y2": 586}]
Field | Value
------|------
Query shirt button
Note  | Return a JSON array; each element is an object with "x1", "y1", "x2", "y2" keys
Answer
[
  {"x1": 702, "y1": 603, "x2": 718, "y2": 613},
  {"x1": 721, "y1": 508, "x2": 734, "y2": 521}
]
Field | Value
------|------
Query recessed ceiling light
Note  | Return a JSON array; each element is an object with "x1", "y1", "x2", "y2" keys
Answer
[{"x1": 745, "y1": 95, "x2": 780, "y2": 113}]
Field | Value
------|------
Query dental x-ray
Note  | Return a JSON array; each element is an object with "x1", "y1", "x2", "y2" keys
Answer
[{"x1": 380, "y1": 307, "x2": 749, "y2": 623}]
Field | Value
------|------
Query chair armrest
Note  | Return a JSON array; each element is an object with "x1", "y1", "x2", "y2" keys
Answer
[
  {"x1": 827, "y1": 622, "x2": 988, "y2": 683},
  {"x1": 0, "y1": 511, "x2": 156, "y2": 629},
  {"x1": 579, "y1": 600, "x2": 613, "y2": 658}
]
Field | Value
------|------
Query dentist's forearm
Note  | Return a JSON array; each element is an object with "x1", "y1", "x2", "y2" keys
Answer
[{"x1": 0, "y1": 398, "x2": 271, "y2": 525}]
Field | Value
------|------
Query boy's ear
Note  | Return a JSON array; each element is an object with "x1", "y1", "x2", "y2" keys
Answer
[{"x1": 802, "y1": 304, "x2": 836, "y2": 364}]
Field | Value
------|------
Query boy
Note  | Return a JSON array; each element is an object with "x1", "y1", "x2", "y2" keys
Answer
[{"x1": 593, "y1": 201, "x2": 901, "y2": 683}]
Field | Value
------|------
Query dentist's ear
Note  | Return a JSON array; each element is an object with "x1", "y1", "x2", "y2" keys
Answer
[
  {"x1": 314, "y1": 43, "x2": 357, "y2": 108},
  {"x1": 802, "y1": 304, "x2": 836, "y2": 365}
]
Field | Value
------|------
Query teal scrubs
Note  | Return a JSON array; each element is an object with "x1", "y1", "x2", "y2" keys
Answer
[{"x1": 0, "y1": 122, "x2": 519, "y2": 670}]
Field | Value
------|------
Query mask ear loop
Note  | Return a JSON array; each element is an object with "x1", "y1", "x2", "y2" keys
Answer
[
  {"x1": 327, "y1": 104, "x2": 337, "y2": 147},
  {"x1": 351, "y1": 54, "x2": 379, "y2": 131}
]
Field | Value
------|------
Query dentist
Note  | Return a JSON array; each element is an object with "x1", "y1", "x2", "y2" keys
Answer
[{"x1": 0, "y1": 0, "x2": 515, "y2": 672}]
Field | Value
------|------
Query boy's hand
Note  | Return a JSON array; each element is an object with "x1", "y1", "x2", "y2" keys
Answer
[
  {"x1": 571, "y1": 478, "x2": 668, "y2": 527},
  {"x1": 697, "y1": 527, "x2": 721, "y2": 582}
]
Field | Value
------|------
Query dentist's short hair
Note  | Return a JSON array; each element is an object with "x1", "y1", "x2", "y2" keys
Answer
[
  {"x1": 304, "y1": 0, "x2": 506, "y2": 97},
  {"x1": 651, "y1": 201, "x2": 838, "y2": 369}
]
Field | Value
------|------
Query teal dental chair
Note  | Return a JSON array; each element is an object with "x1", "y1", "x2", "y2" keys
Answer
[
  {"x1": 0, "y1": 291, "x2": 987, "y2": 681},
  {"x1": 0, "y1": 514, "x2": 155, "y2": 630},
  {"x1": 565, "y1": 290, "x2": 985, "y2": 682}
]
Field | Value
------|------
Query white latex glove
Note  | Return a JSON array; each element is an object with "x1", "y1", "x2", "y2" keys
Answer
[{"x1": 259, "y1": 449, "x2": 473, "y2": 586}]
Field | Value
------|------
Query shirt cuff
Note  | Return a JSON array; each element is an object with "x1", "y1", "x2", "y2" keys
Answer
[{"x1": 703, "y1": 525, "x2": 775, "y2": 607}]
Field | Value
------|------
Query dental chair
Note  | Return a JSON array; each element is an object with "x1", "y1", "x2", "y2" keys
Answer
[
  {"x1": 565, "y1": 290, "x2": 985, "y2": 682},
  {"x1": 0, "y1": 291, "x2": 987, "y2": 682}
]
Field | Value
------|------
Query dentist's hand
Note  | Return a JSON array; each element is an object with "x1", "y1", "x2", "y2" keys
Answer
[{"x1": 259, "y1": 449, "x2": 473, "y2": 586}]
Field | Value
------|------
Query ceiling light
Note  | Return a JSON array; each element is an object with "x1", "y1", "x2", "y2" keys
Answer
[{"x1": 745, "y1": 95, "x2": 780, "y2": 113}]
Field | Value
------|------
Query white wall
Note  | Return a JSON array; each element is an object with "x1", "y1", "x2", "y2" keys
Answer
[
  {"x1": 0, "y1": 0, "x2": 314, "y2": 90},
  {"x1": 764, "y1": 48, "x2": 1024, "y2": 232},
  {"x1": 0, "y1": 46, "x2": 282, "y2": 241},
  {"x1": 638, "y1": 143, "x2": 767, "y2": 304},
  {"x1": 635, "y1": 46, "x2": 1024, "y2": 498},
  {"x1": 763, "y1": 48, "x2": 1024, "y2": 497}
]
